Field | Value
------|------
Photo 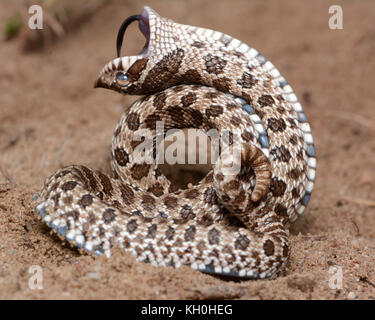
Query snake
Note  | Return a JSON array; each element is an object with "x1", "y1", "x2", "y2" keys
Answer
[{"x1": 34, "y1": 6, "x2": 316, "y2": 279}]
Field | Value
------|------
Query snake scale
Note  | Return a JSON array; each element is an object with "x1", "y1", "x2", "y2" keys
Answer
[{"x1": 34, "y1": 7, "x2": 316, "y2": 279}]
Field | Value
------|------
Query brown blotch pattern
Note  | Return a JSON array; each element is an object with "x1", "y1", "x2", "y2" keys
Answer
[
  {"x1": 263, "y1": 239, "x2": 275, "y2": 256},
  {"x1": 205, "y1": 104, "x2": 223, "y2": 118},
  {"x1": 184, "y1": 226, "x2": 196, "y2": 242},
  {"x1": 164, "y1": 196, "x2": 178, "y2": 209},
  {"x1": 268, "y1": 118, "x2": 287, "y2": 132},
  {"x1": 212, "y1": 77, "x2": 231, "y2": 92},
  {"x1": 126, "y1": 58, "x2": 148, "y2": 81},
  {"x1": 114, "y1": 148, "x2": 129, "y2": 167},
  {"x1": 183, "y1": 69, "x2": 202, "y2": 83},
  {"x1": 234, "y1": 235, "x2": 250, "y2": 250},
  {"x1": 142, "y1": 194, "x2": 156, "y2": 211},
  {"x1": 203, "y1": 187, "x2": 219, "y2": 205},
  {"x1": 148, "y1": 182, "x2": 165, "y2": 197},
  {"x1": 103, "y1": 208, "x2": 116, "y2": 224},
  {"x1": 126, "y1": 112, "x2": 140, "y2": 131},
  {"x1": 180, "y1": 204, "x2": 195, "y2": 220},
  {"x1": 204, "y1": 54, "x2": 227, "y2": 74},
  {"x1": 237, "y1": 72, "x2": 257, "y2": 88},
  {"x1": 258, "y1": 94, "x2": 275, "y2": 107},
  {"x1": 208, "y1": 228, "x2": 220, "y2": 245},
  {"x1": 79, "y1": 194, "x2": 93, "y2": 208},
  {"x1": 61, "y1": 181, "x2": 78, "y2": 192},
  {"x1": 126, "y1": 219, "x2": 138, "y2": 233},
  {"x1": 153, "y1": 91, "x2": 167, "y2": 110},
  {"x1": 98, "y1": 172, "x2": 113, "y2": 196},
  {"x1": 270, "y1": 178, "x2": 287, "y2": 197},
  {"x1": 270, "y1": 146, "x2": 291, "y2": 162},
  {"x1": 181, "y1": 92, "x2": 196, "y2": 108},
  {"x1": 131, "y1": 164, "x2": 151, "y2": 180}
]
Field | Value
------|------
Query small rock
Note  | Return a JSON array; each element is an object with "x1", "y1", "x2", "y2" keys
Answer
[
  {"x1": 347, "y1": 291, "x2": 357, "y2": 299},
  {"x1": 86, "y1": 272, "x2": 101, "y2": 280}
]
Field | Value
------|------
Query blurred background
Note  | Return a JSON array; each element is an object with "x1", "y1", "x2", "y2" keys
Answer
[{"x1": 0, "y1": 0, "x2": 375, "y2": 299}]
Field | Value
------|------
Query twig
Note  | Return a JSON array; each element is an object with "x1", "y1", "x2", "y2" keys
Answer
[
  {"x1": 0, "y1": 167, "x2": 17, "y2": 187},
  {"x1": 2, "y1": 128, "x2": 35, "y2": 151},
  {"x1": 342, "y1": 196, "x2": 375, "y2": 207},
  {"x1": 359, "y1": 276, "x2": 375, "y2": 288},
  {"x1": 54, "y1": 136, "x2": 70, "y2": 166}
]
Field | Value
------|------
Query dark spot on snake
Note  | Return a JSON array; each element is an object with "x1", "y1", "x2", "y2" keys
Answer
[
  {"x1": 184, "y1": 188, "x2": 199, "y2": 199},
  {"x1": 164, "y1": 196, "x2": 178, "y2": 209},
  {"x1": 263, "y1": 239, "x2": 275, "y2": 256},
  {"x1": 209, "y1": 249, "x2": 220, "y2": 258},
  {"x1": 205, "y1": 104, "x2": 223, "y2": 118},
  {"x1": 126, "y1": 219, "x2": 138, "y2": 233},
  {"x1": 114, "y1": 125, "x2": 122, "y2": 137},
  {"x1": 258, "y1": 94, "x2": 275, "y2": 107},
  {"x1": 79, "y1": 194, "x2": 93, "y2": 208},
  {"x1": 234, "y1": 235, "x2": 250, "y2": 250},
  {"x1": 182, "y1": 69, "x2": 202, "y2": 83},
  {"x1": 204, "y1": 53, "x2": 227, "y2": 75},
  {"x1": 98, "y1": 172, "x2": 113, "y2": 196},
  {"x1": 153, "y1": 91, "x2": 167, "y2": 110},
  {"x1": 292, "y1": 187, "x2": 299, "y2": 199},
  {"x1": 268, "y1": 117, "x2": 287, "y2": 132},
  {"x1": 230, "y1": 115, "x2": 242, "y2": 126},
  {"x1": 184, "y1": 226, "x2": 196, "y2": 242},
  {"x1": 142, "y1": 194, "x2": 156, "y2": 211},
  {"x1": 165, "y1": 226, "x2": 175, "y2": 240},
  {"x1": 142, "y1": 49, "x2": 185, "y2": 92},
  {"x1": 146, "y1": 224, "x2": 157, "y2": 239},
  {"x1": 288, "y1": 168, "x2": 301, "y2": 180},
  {"x1": 114, "y1": 148, "x2": 129, "y2": 167},
  {"x1": 237, "y1": 72, "x2": 257, "y2": 88},
  {"x1": 63, "y1": 195, "x2": 72, "y2": 205},
  {"x1": 67, "y1": 210, "x2": 80, "y2": 221},
  {"x1": 270, "y1": 145, "x2": 291, "y2": 162},
  {"x1": 61, "y1": 181, "x2": 78, "y2": 191},
  {"x1": 180, "y1": 204, "x2": 195, "y2": 220},
  {"x1": 241, "y1": 130, "x2": 254, "y2": 142},
  {"x1": 208, "y1": 228, "x2": 220, "y2": 245},
  {"x1": 203, "y1": 187, "x2": 219, "y2": 205},
  {"x1": 288, "y1": 117, "x2": 297, "y2": 129},
  {"x1": 191, "y1": 40, "x2": 204, "y2": 48},
  {"x1": 270, "y1": 178, "x2": 287, "y2": 197},
  {"x1": 103, "y1": 208, "x2": 116, "y2": 224},
  {"x1": 126, "y1": 58, "x2": 148, "y2": 81},
  {"x1": 119, "y1": 184, "x2": 134, "y2": 205},
  {"x1": 126, "y1": 112, "x2": 140, "y2": 131},
  {"x1": 289, "y1": 135, "x2": 298, "y2": 145},
  {"x1": 274, "y1": 204, "x2": 288, "y2": 219},
  {"x1": 131, "y1": 164, "x2": 151, "y2": 180},
  {"x1": 144, "y1": 113, "x2": 162, "y2": 130},
  {"x1": 81, "y1": 166, "x2": 98, "y2": 192},
  {"x1": 212, "y1": 77, "x2": 231, "y2": 92},
  {"x1": 181, "y1": 92, "x2": 196, "y2": 108},
  {"x1": 283, "y1": 243, "x2": 289, "y2": 257},
  {"x1": 198, "y1": 214, "x2": 214, "y2": 227},
  {"x1": 51, "y1": 193, "x2": 60, "y2": 207},
  {"x1": 147, "y1": 182, "x2": 164, "y2": 197}
]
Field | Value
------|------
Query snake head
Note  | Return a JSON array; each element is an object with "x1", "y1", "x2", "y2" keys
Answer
[{"x1": 95, "y1": 6, "x2": 184, "y2": 95}]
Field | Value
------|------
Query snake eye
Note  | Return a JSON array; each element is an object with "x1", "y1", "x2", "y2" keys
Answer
[{"x1": 116, "y1": 72, "x2": 130, "y2": 87}]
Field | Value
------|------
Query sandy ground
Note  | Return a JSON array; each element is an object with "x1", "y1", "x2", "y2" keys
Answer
[{"x1": 1, "y1": 0, "x2": 375, "y2": 299}]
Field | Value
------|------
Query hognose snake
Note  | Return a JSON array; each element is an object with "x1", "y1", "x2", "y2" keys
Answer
[{"x1": 34, "y1": 7, "x2": 316, "y2": 279}]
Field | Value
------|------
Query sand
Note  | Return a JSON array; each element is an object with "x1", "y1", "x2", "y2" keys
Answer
[{"x1": 1, "y1": 0, "x2": 375, "y2": 299}]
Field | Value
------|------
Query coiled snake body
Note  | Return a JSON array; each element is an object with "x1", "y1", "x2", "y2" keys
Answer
[{"x1": 35, "y1": 7, "x2": 316, "y2": 279}]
